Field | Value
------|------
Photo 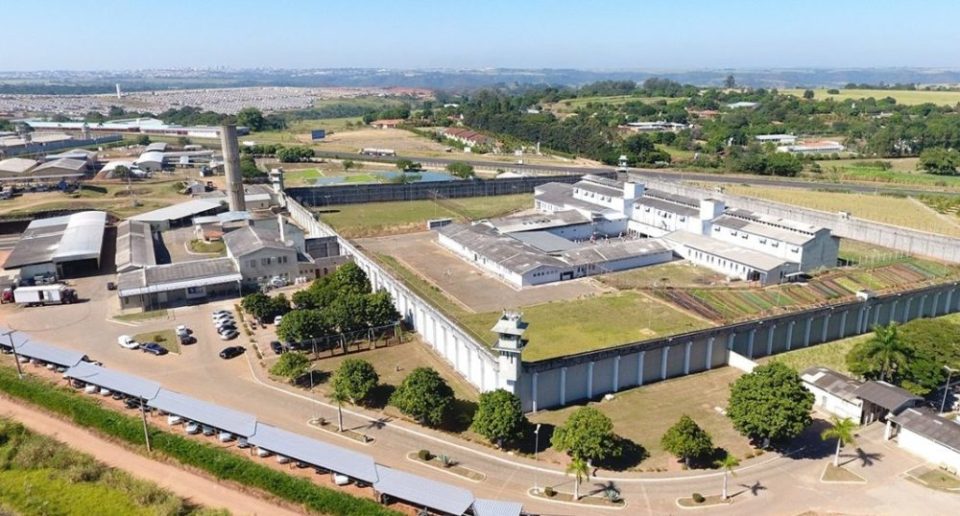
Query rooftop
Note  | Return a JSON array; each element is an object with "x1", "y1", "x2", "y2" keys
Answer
[
  {"x1": 890, "y1": 407, "x2": 960, "y2": 454},
  {"x1": 148, "y1": 389, "x2": 258, "y2": 437},
  {"x1": 853, "y1": 381, "x2": 922, "y2": 413},
  {"x1": 65, "y1": 362, "x2": 162, "y2": 400},
  {"x1": 115, "y1": 220, "x2": 156, "y2": 272},
  {"x1": 663, "y1": 230, "x2": 788, "y2": 272},
  {"x1": 714, "y1": 214, "x2": 817, "y2": 246},
  {"x1": 30, "y1": 158, "x2": 88, "y2": 176},
  {"x1": 490, "y1": 210, "x2": 591, "y2": 234},
  {"x1": 117, "y1": 257, "x2": 240, "y2": 296},
  {"x1": 373, "y1": 464, "x2": 475, "y2": 516},
  {"x1": 534, "y1": 182, "x2": 621, "y2": 217},
  {"x1": 3, "y1": 211, "x2": 107, "y2": 269},
  {"x1": 223, "y1": 225, "x2": 293, "y2": 258},
  {"x1": 801, "y1": 366, "x2": 862, "y2": 402},
  {"x1": 440, "y1": 223, "x2": 566, "y2": 274},
  {"x1": 130, "y1": 198, "x2": 225, "y2": 224},
  {"x1": 560, "y1": 237, "x2": 672, "y2": 266},
  {"x1": 0, "y1": 157, "x2": 38, "y2": 174}
]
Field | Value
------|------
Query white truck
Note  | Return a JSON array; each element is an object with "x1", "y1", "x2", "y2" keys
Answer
[{"x1": 13, "y1": 285, "x2": 78, "y2": 306}]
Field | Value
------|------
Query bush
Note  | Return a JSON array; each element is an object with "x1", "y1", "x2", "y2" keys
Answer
[
  {"x1": 543, "y1": 486, "x2": 556, "y2": 497},
  {"x1": 0, "y1": 366, "x2": 396, "y2": 516},
  {"x1": 692, "y1": 493, "x2": 705, "y2": 504},
  {"x1": 417, "y1": 449, "x2": 431, "y2": 461}
]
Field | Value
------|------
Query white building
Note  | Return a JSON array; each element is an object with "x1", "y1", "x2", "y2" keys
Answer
[
  {"x1": 135, "y1": 151, "x2": 166, "y2": 172},
  {"x1": 888, "y1": 408, "x2": 960, "y2": 474},
  {"x1": 777, "y1": 140, "x2": 845, "y2": 154},
  {"x1": 755, "y1": 134, "x2": 797, "y2": 145},
  {"x1": 801, "y1": 367, "x2": 865, "y2": 422}
]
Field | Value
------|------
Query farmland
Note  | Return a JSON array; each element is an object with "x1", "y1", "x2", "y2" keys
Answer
[
  {"x1": 548, "y1": 95, "x2": 680, "y2": 114},
  {"x1": 316, "y1": 194, "x2": 532, "y2": 238},
  {"x1": 782, "y1": 88, "x2": 960, "y2": 106},
  {"x1": 721, "y1": 185, "x2": 960, "y2": 237},
  {"x1": 815, "y1": 158, "x2": 960, "y2": 190}
]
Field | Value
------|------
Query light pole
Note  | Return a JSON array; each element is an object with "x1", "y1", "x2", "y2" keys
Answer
[
  {"x1": 940, "y1": 365, "x2": 957, "y2": 414},
  {"x1": 533, "y1": 423, "x2": 541, "y2": 494},
  {"x1": 2, "y1": 329, "x2": 24, "y2": 379}
]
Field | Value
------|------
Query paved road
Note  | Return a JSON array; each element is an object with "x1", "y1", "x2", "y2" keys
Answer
[
  {"x1": 2, "y1": 279, "x2": 958, "y2": 515},
  {"x1": 0, "y1": 396, "x2": 298, "y2": 516}
]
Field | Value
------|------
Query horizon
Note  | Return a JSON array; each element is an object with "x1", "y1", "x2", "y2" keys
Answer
[{"x1": 4, "y1": 0, "x2": 960, "y2": 72}]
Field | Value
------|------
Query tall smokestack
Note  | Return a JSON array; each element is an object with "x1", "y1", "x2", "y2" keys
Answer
[{"x1": 220, "y1": 124, "x2": 245, "y2": 212}]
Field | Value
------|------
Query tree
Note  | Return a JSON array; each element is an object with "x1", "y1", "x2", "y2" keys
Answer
[
  {"x1": 714, "y1": 453, "x2": 740, "y2": 500},
  {"x1": 803, "y1": 89, "x2": 815, "y2": 100},
  {"x1": 820, "y1": 416, "x2": 857, "y2": 467},
  {"x1": 365, "y1": 290, "x2": 400, "y2": 328},
  {"x1": 918, "y1": 147, "x2": 960, "y2": 175},
  {"x1": 332, "y1": 359, "x2": 379, "y2": 405},
  {"x1": 390, "y1": 367, "x2": 454, "y2": 426},
  {"x1": 325, "y1": 293, "x2": 368, "y2": 334},
  {"x1": 846, "y1": 323, "x2": 911, "y2": 382},
  {"x1": 112, "y1": 165, "x2": 131, "y2": 178},
  {"x1": 331, "y1": 262, "x2": 371, "y2": 295},
  {"x1": 236, "y1": 107, "x2": 266, "y2": 132},
  {"x1": 724, "y1": 75, "x2": 736, "y2": 89},
  {"x1": 764, "y1": 152, "x2": 803, "y2": 177},
  {"x1": 342, "y1": 159, "x2": 357, "y2": 171},
  {"x1": 471, "y1": 389, "x2": 526, "y2": 447},
  {"x1": 136, "y1": 134, "x2": 151, "y2": 146},
  {"x1": 177, "y1": 136, "x2": 191, "y2": 146},
  {"x1": 445, "y1": 162, "x2": 475, "y2": 179},
  {"x1": 276, "y1": 309, "x2": 329, "y2": 343},
  {"x1": 551, "y1": 407, "x2": 622, "y2": 463},
  {"x1": 565, "y1": 457, "x2": 590, "y2": 501},
  {"x1": 269, "y1": 351, "x2": 310, "y2": 382},
  {"x1": 241, "y1": 292, "x2": 272, "y2": 321},
  {"x1": 395, "y1": 159, "x2": 421, "y2": 172},
  {"x1": 660, "y1": 415, "x2": 714, "y2": 467},
  {"x1": 330, "y1": 389, "x2": 348, "y2": 432},
  {"x1": 727, "y1": 362, "x2": 813, "y2": 446},
  {"x1": 239, "y1": 155, "x2": 266, "y2": 181}
]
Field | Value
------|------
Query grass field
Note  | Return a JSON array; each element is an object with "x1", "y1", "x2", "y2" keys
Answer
[
  {"x1": 598, "y1": 261, "x2": 725, "y2": 290},
  {"x1": 814, "y1": 158, "x2": 960, "y2": 189},
  {"x1": 782, "y1": 88, "x2": 960, "y2": 106},
  {"x1": 283, "y1": 167, "x2": 324, "y2": 185},
  {"x1": 549, "y1": 95, "x2": 680, "y2": 113},
  {"x1": 0, "y1": 417, "x2": 221, "y2": 516},
  {"x1": 460, "y1": 292, "x2": 712, "y2": 361},
  {"x1": 317, "y1": 195, "x2": 533, "y2": 238},
  {"x1": 188, "y1": 239, "x2": 225, "y2": 255},
  {"x1": 114, "y1": 309, "x2": 169, "y2": 323},
  {"x1": 527, "y1": 367, "x2": 754, "y2": 470},
  {"x1": 723, "y1": 185, "x2": 960, "y2": 237},
  {"x1": 133, "y1": 329, "x2": 180, "y2": 354},
  {"x1": 757, "y1": 333, "x2": 866, "y2": 376},
  {"x1": 0, "y1": 179, "x2": 191, "y2": 219}
]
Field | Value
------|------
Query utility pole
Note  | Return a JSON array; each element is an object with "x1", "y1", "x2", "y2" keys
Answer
[
  {"x1": 533, "y1": 423, "x2": 542, "y2": 494},
  {"x1": 139, "y1": 398, "x2": 152, "y2": 452},
  {"x1": 2, "y1": 329, "x2": 24, "y2": 379},
  {"x1": 940, "y1": 366, "x2": 957, "y2": 414}
]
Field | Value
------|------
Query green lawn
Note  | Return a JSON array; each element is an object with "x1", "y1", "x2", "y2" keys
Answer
[
  {"x1": 318, "y1": 194, "x2": 532, "y2": 238},
  {"x1": 188, "y1": 239, "x2": 226, "y2": 255},
  {"x1": 283, "y1": 168, "x2": 324, "y2": 185},
  {"x1": 782, "y1": 88, "x2": 960, "y2": 106},
  {"x1": 133, "y1": 329, "x2": 180, "y2": 354},
  {"x1": 461, "y1": 292, "x2": 712, "y2": 361},
  {"x1": 113, "y1": 309, "x2": 169, "y2": 323},
  {"x1": 815, "y1": 158, "x2": 960, "y2": 189},
  {"x1": 550, "y1": 95, "x2": 680, "y2": 113},
  {"x1": 598, "y1": 261, "x2": 725, "y2": 290}
]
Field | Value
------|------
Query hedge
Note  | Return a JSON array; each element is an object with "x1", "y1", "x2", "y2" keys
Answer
[{"x1": 0, "y1": 366, "x2": 399, "y2": 516}]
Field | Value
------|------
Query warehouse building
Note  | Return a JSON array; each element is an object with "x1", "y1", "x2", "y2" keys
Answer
[
  {"x1": 115, "y1": 220, "x2": 156, "y2": 273},
  {"x1": 0, "y1": 157, "x2": 38, "y2": 179},
  {"x1": 888, "y1": 408, "x2": 960, "y2": 474},
  {"x1": 28, "y1": 158, "x2": 89, "y2": 180},
  {"x1": 2, "y1": 211, "x2": 107, "y2": 280},
  {"x1": 134, "y1": 151, "x2": 166, "y2": 172},
  {"x1": 117, "y1": 257, "x2": 242, "y2": 310},
  {"x1": 130, "y1": 198, "x2": 226, "y2": 231}
]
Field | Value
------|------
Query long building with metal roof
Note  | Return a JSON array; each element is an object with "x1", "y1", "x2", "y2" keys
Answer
[{"x1": 2, "y1": 211, "x2": 107, "y2": 279}]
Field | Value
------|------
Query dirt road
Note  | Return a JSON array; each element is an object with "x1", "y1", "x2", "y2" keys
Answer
[{"x1": 0, "y1": 396, "x2": 300, "y2": 516}]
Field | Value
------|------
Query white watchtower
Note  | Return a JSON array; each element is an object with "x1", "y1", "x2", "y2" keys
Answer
[{"x1": 492, "y1": 311, "x2": 527, "y2": 393}]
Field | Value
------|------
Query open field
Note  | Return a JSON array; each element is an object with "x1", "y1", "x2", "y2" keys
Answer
[
  {"x1": 757, "y1": 333, "x2": 866, "y2": 376},
  {"x1": 598, "y1": 261, "x2": 726, "y2": 290},
  {"x1": 722, "y1": 185, "x2": 960, "y2": 237},
  {"x1": 812, "y1": 158, "x2": 960, "y2": 189},
  {"x1": 317, "y1": 127, "x2": 453, "y2": 155},
  {"x1": 548, "y1": 95, "x2": 680, "y2": 114},
  {"x1": 527, "y1": 367, "x2": 754, "y2": 470},
  {"x1": 782, "y1": 88, "x2": 960, "y2": 106},
  {"x1": 317, "y1": 194, "x2": 532, "y2": 238},
  {"x1": 0, "y1": 417, "x2": 220, "y2": 516},
  {"x1": 0, "y1": 178, "x2": 196, "y2": 219}
]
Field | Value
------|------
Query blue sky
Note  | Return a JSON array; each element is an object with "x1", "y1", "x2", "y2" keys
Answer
[{"x1": 4, "y1": 0, "x2": 959, "y2": 71}]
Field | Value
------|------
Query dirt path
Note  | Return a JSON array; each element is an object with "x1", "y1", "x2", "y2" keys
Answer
[{"x1": 0, "y1": 396, "x2": 300, "y2": 516}]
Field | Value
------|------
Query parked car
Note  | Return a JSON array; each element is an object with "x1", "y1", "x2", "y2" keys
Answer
[
  {"x1": 212, "y1": 312, "x2": 234, "y2": 322},
  {"x1": 216, "y1": 321, "x2": 237, "y2": 331},
  {"x1": 219, "y1": 329, "x2": 239, "y2": 341},
  {"x1": 256, "y1": 447, "x2": 272, "y2": 458},
  {"x1": 184, "y1": 422, "x2": 201, "y2": 435},
  {"x1": 117, "y1": 335, "x2": 139, "y2": 350},
  {"x1": 270, "y1": 341, "x2": 284, "y2": 354},
  {"x1": 212, "y1": 309, "x2": 231, "y2": 318},
  {"x1": 178, "y1": 333, "x2": 196, "y2": 345},
  {"x1": 219, "y1": 345, "x2": 245, "y2": 359},
  {"x1": 99, "y1": 387, "x2": 112, "y2": 396},
  {"x1": 269, "y1": 276, "x2": 287, "y2": 288},
  {"x1": 175, "y1": 325, "x2": 190, "y2": 337},
  {"x1": 111, "y1": 391, "x2": 124, "y2": 400},
  {"x1": 201, "y1": 425, "x2": 215, "y2": 437},
  {"x1": 141, "y1": 342, "x2": 168, "y2": 356},
  {"x1": 218, "y1": 431, "x2": 234, "y2": 442},
  {"x1": 333, "y1": 474, "x2": 351, "y2": 486},
  {"x1": 167, "y1": 415, "x2": 184, "y2": 426},
  {"x1": 84, "y1": 384, "x2": 98, "y2": 394},
  {"x1": 124, "y1": 398, "x2": 142, "y2": 410},
  {"x1": 237, "y1": 437, "x2": 250, "y2": 449},
  {"x1": 273, "y1": 315, "x2": 284, "y2": 326},
  {"x1": 276, "y1": 455, "x2": 290, "y2": 464}
]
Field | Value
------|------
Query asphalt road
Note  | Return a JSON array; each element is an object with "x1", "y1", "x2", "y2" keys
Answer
[{"x1": 2, "y1": 275, "x2": 957, "y2": 515}]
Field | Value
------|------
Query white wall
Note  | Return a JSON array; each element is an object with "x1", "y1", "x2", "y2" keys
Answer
[
  {"x1": 672, "y1": 243, "x2": 793, "y2": 285},
  {"x1": 805, "y1": 384, "x2": 863, "y2": 422},
  {"x1": 898, "y1": 428, "x2": 960, "y2": 474}
]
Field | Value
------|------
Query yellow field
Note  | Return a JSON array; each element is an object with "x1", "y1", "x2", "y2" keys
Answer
[
  {"x1": 724, "y1": 185, "x2": 960, "y2": 237},
  {"x1": 782, "y1": 88, "x2": 960, "y2": 106}
]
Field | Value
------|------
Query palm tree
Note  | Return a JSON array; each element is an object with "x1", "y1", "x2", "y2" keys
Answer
[
  {"x1": 714, "y1": 453, "x2": 740, "y2": 500},
  {"x1": 331, "y1": 390, "x2": 348, "y2": 432},
  {"x1": 565, "y1": 457, "x2": 590, "y2": 501},
  {"x1": 820, "y1": 416, "x2": 857, "y2": 467},
  {"x1": 864, "y1": 324, "x2": 910, "y2": 381}
]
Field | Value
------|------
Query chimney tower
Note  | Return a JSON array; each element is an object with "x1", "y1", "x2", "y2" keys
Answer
[{"x1": 220, "y1": 124, "x2": 246, "y2": 212}]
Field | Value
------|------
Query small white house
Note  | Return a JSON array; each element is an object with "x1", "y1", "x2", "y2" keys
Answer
[
  {"x1": 888, "y1": 408, "x2": 960, "y2": 474},
  {"x1": 801, "y1": 367, "x2": 864, "y2": 422}
]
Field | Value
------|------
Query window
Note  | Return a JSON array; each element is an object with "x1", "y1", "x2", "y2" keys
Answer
[
  {"x1": 771, "y1": 242, "x2": 779, "y2": 248},
  {"x1": 261, "y1": 257, "x2": 272, "y2": 266},
  {"x1": 248, "y1": 260, "x2": 256, "y2": 268},
  {"x1": 741, "y1": 234, "x2": 748, "y2": 239},
  {"x1": 679, "y1": 216, "x2": 686, "y2": 222},
  {"x1": 713, "y1": 226, "x2": 720, "y2": 232},
  {"x1": 791, "y1": 247, "x2": 800, "y2": 253},
  {"x1": 759, "y1": 238, "x2": 767, "y2": 244}
]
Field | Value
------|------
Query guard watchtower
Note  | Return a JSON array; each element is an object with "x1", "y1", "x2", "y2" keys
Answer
[{"x1": 492, "y1": 311, "x2": 527, "y2": 392}]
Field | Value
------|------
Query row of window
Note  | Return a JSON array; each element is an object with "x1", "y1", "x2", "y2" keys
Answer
[
  {"x1": 247, "y1": 255, "x2": 290, "y2": 268},
  {"x1": 715, "y1": 227, "x2": 800, "y2": 253}
]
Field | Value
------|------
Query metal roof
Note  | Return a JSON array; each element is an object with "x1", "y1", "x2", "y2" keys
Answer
[
  {"x1": 0, "y1": 157, "x2": 38, "y2": 174},
  {"x1": 560, "y1": 237, "x2": 671, "y2": 266},
  {"x1": 30, "y1": 158, "x2": 87, "y2": 177},
  {"x1": 117, "y1": 257, "x2": 240, "y2": 296},
  {"x1": 223, "y1": 225, "x2": 293, "y2": 258},
  {"x1": 714, "y1": 214, "x2": 816, "y2": 246},
  {"x1": 472, "y1": 499, "x2": 523, "y2": 516},
  {"x1": 115, "y1": 220, "x2": 156, "y2": 273},
  {"x1": 492, "y1": 210, "x2": 590, "y2": 234},
  {"x1": 853, "y1": 381, "x2": 922, "y2": 413},
  {"x1": 890, "y1": 407, "x2": 960, "y2": 454},
  {"x1": 373, "y1": 464, "x2": 474, "y2": 515},
  {"x1": 144, "y1": 142, "x2": 168, "y2": 153},
  {"x1": 148, "y1": 389, "x2": 258, "y2": 437},
  {"x1": 135, "y1": 150, "x2": 166, "y2": 165},
  {"x1": 510, "y1": 231, "x2": 581, "y2": 253},
  {"x1": 13, "y1": 339, "x2": 87, "y2": 367},
  {"x1": 248, "y1": 423, "x2": 379, "y2": 483},
  {"x1": 663, "y1": 231, "x2": 788, "y2": 272},
  {"x1": 130, "y1": 198, "x2": 225, "y2": 223},
  {"x1": 801, "y1": 366, "x2": 862, "y2": 402},
  {"x1": 65, "y1": 362, "x2": 161, "y2": 400},
  {"x1": 3, "y1": 211, "x2": 106, "y2": 268}
]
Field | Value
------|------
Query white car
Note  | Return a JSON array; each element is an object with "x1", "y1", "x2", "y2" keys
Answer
[
  {"x1": 269, "y1": 276, "x2": 287, "y2": 288},
  {"x1": 273, "y1": 315, "x2": 283, "y2": 326},
  {"x1": 256, "y1": 447, "x2": 272, "y2": 458},
  {"x1": 184, "y1": 421, "x2": 201, "y2": 435},
  {"x1": 212, "y1": 312, "x2": 233, "y2": 321},
  {"x1": 276, "y1": 455, "x2": 290, "y2": 464},
  {"x1": 175, "y1": 325, "x2": 190, "y2": 336},
  {"x1": 333, "y1": 473, "x2": 351, "y2": 486},
  {"x1": 84, "y1": 384, "x2": 98, "y2": 394},
  {"x1": 167, "y1": 415, "x2": 184, "y2": 426},
  {"x1": 212, "y1": 309, "x2": 231, "y2": 317},
  {"x1": 218, "y1": 431, "x2": 234, "y2": 442},
  {"x1": 117, "y1": 335, "x2": 139, "y2": 350}
]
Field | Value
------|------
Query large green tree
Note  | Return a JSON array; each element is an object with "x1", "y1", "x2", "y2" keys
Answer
[
  {"x1": 471, "y1": 389, "x2": 526, "y2": 447},
  {"x1": 236, "y1": 107, "x2": 266, "y2": 131},
  {"x1": 918, "y1": 147, "x2": 960, "y2": 175},
  {"x1": 269, "y1": 351, "x2": 310, "y2": 382},
  {"x1": 276, "y1": 309, "x2": 329, "y2": 343},
  {"x1": 365, "y1": 290, "x2": 400, "y2": 328},
  {"x1": 660, "y1": 415, "x2": 714, "y2": 467},
  {"x1": 241, "y1": 292, "x2": 290, "y2": 322},
  {"x1": 727, "y1": 362, "x2": 813, "y2": 446},
  {"x1": 445, "y1": 162, "x2": 475, "y2": 179},
  {"x1": 846, "y1": 323, "x2": 912, "y2": 382},
  {"x1": 820, "y1": 416, "x2": 857, "y2": 467},
  {"x1": 390, "y1": 367, "x2": 454, "y2": 426},
  {"x1": 332, "y1": 359, "x2": 379, "y2": 405},
  {"x1": 551, "y1": 407, "x2": 622, "y2": 463}
]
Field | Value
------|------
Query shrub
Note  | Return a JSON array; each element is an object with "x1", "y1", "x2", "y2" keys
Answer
[
  {"x1": 417, "y1": 449, "x2": 431, "y2": 461},
  {"x1": 692, "y1": 493, "x2": 705, "y2": 504},
  {"x1": 543, "y1": 486, "x2": 556, "y2": 497}
]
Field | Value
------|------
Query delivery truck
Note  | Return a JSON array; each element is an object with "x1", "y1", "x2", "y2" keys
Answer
[{"x1": 13, "y1": 285, "x2": 78, "y2": 306}]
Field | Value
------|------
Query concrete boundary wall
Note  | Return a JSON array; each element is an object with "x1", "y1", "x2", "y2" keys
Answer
[
  {"x1": 520, "y1": 281, "x2": 960, "y2": 411},
  {"x1": 285, "y1": 196, "x2": 501, "y2": 393},
  {"x1": 633, "y1": 175, "x2": 960, "y2": 263},
  {"x1": 285, "y1": 172, "x2": 614, "y2": 207}
]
